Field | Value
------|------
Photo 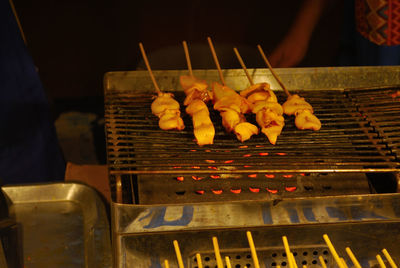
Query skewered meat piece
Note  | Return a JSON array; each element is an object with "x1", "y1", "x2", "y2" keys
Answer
[
  {"x1": 151, "y1": 92, "x2": 185, "y2": 130},
  {"x1": 180, "y1": 75, "x2": 213, "y2": 105},
  {"x1": 185, "y1": 99, "x2": 215, "y2": 145},
  {"x1": 212, "y1": 82, "x2": 258, "y2": 142},
  {"x1": 282, "y1": 94, "x2": 321, "y2": 131},
  {"x1": 180, "y1": 75, "x2": 215, "y2": 145},
  {"x1": 240, "y1": 83, "x2": 284, "y2": 145}
]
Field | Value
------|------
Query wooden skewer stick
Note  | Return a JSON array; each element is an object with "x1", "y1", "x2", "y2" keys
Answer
[
  {"x1": 196, "y1": 253, "x2": 203, "y2": 268},
  {"x1": 257, "y1": 44, "x2": 291, "y2": 97},
  {"x1": 139, "y1": 42, "x2": 162, "y2": 95},
  {"x1": 233, "y1": 47, "x2": 254, "y2": 85},
  {"x1": 282, "y1": 236, "x2": 294, "y2": 268},
  {"x1": 322, "y1": 234, "x2": 345, "y2": 268},
  {"x1": 290, "y1": 252, "x2": 298, "y2": 268},
  {"x1": 207, "y1": 37, "x2": 226, "y2": 85},
  {"x1": 246, "y1": 231, "x2": 261, "y2": 268},
  {"x1": 173, "y1": 240, "x2": 185, "y2": 268},
  {"x1": 225, "y1": 256, "x2": 232, "y2": 268},
  {"x1": 182, "y1": 41, "x2": 194, "y2": 77},
  {"x1": 319, "y1": 256, "x2": 327, "y2": 268},
  {"x1": 382, "y1": 249, "x2": 398, "y2": 268},
  {"x1": 212, "y1": 236, "x2": 224, "y2": 268},
  {"x1": 377, "y1": 254, "x2": 387, "y2": 268},
  {"x1": 345, "y1": 247, "x2": 362, "y2": 268},
  {"x1": 164, "y1": 259, "x2": 170, "y2": 268},
  {"x1": 340, "y1": 257, "x2": 349, "y2": 268}
]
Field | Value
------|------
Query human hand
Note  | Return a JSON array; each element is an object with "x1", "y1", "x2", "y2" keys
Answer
[{"x1": 269, "y1": 32, "x2": 310, "y2": 68}]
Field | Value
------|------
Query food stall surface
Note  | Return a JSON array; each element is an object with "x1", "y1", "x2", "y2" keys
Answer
[{"x1": 2, "y1": 182, "x2": 112, "y2": 268}]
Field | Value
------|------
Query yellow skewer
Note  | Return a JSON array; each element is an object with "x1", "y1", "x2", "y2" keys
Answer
[
  {"x1": 319, "y1": 256, "x2": 327, "y2": 268},
  {"x1": 340, "y1": 257, "x2": 349, "y2": 268},
  {"x1": 246, "y1": 231, "x2": 261, "y2": 268},
  {"x1": 282, "y1": 236, "x2": 294, "y2": 268},
  {"x1": 212, "y1": 237, "x2": 224, "y2": 268},
  {"x1": 322, "y1": 234, "x2": 345, "y2": 268},
  {"x1": 164, "y1": 259, "x2": 170, "y2": 268},
  {"x1": 207, "y1": 37, "x2": 226, "y2": 86},
  {"x1": 196, "y1": 253, "x2": 203, "y2": 268},
  {"x1": 382, "y1": 249, "x2": 398, "y2": 268},
  {"x1": 225, "y1": 256, "x2": 232, "y2": 268},
  {"x1": 173, "y1": 240, "x2": 185, "y2": 268},
  {"x1": 377, "y1": 254, "x2": 387, "y2": 268},
  {"x1": 345, "y1": 247, "x2": 362, "y2": 268},
  {"x1": 290, "y1": 252, "x2": 298, "y2": 268}
]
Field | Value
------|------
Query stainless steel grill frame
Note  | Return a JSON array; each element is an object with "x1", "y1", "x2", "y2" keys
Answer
[{"x1": 105, "y1": 67, "x2": 400, "y2": 204}]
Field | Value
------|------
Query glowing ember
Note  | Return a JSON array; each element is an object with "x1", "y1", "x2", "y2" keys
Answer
[
  {"x1": 176, "y1": 176, "x2": 184, "y2": 182},
  {"x1": 258, "y1": 152, "x2": 269, "y2": 156},
  {"x1": 300, "y1": 173, "x2": 306, "y2": 176},
  {"x1": 205, "y1": 159, "x2": 216, "y2": 163},
  {"x1": 391, "y1": 91, "x2": 400, "y2": 98},
  {"x1": 255, "y1": 145, "x2": 264, "y2": 148},
  {"x1": 224, "y1": 160, "x2": 234, "y2": 164},
  {"x1": 249, "y1": 187, "x2": 260, "y2": 193},
  {"x1": 208, "y1": 166, "x2": 218, "y2": 170},
  {"x1": 265, "y1": 174, "x2": 275, "y2": 178},
  {"x1": 266, "y1": 188, "x2": 278, "y2": 194},
  {"x1": 244, "y1": 165, "x2": 252, "y2": 168},
  {"x1": 173, "y1": 166, "x2": 181, "y2": 169},
  {"x1": 191, "y1": 166, "x2": 201, "y2": 169},
  {"x1": 210, "y1": 175, "x2": 221, "y2": 179},
  {"x1": 230, "y1": 188, "x2": 242, "y2": 194},
  {"x1": 243, "y1": 154, "x2": 252, "y2": 157},
  {"x1": 239, "y1": 145, "x2": 248, "y2": 148},
  {"x1": 283, "y1": 174, "x2": 293, "y2": 178},
  {"x1": 285, "y1": 186, "x2": 297, "y2": 192},
  {"x1": 190, "y1": 149, "x2": 197, "y2": 152},
  {"x1": 192, "y1": 176, "x2": 204, "y2": 181},
  {"x1": 276, "y1": 152, "x2": 287, "y2": 156},
  {"x1": 248, "y1": 174, "x2": 257, "y2": 178},
  {"x1": 195, "y1": 190, "x2": 205, "y2": 195},
  {"x1": 211, "y1": 189, "x2": 223, "y2": 195},
  {"x1": 205, "y1": 149, "x2": 211, "y2": 152}
]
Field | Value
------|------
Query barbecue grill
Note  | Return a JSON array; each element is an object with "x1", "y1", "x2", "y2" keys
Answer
[{"x1": 104, "y1": 66, "x2": 400, "y2": 267}]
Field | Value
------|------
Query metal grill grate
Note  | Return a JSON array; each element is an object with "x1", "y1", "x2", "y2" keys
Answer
[{"x1": 105, "y1": 85, "x2": 400, "y2": 204}]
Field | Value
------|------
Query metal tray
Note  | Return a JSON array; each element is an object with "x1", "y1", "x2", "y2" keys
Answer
[
  {"x1": 2, "y1": 182, "x2": 112, "y2": 268},
  {"x1": 113, "y1": 193, "x2": 400, "y2": 267}
]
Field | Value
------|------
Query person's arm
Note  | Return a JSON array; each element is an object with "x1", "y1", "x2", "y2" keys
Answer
[{"x1": 269, "y1": 0, "x2": 327, "y2": 67}]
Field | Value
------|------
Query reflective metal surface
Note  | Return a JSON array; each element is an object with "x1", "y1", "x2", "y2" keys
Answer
[
  {"x1": 2, "y1": 183, "x2": 112, "y2": 268},
  {"x1": 112, "y1": 193, "x2": 400, "y2": 267}
]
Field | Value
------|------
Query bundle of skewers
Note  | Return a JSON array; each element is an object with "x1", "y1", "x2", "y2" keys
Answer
[
  {"x1": 165, "y1": 232, "x2": 398, "y2": 268},
  {"x1": 139, "y1": 39, "x2": 322, "y2": 146}
]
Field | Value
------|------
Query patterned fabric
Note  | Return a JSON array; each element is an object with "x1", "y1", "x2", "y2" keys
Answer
[{"x1": 356, "y1": 0, "x2": 400, "y2": 45}]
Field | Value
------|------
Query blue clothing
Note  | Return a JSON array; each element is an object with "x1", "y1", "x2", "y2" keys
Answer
[{"x1": 0, "y1": 0, "x2": 65, "y2": 184}]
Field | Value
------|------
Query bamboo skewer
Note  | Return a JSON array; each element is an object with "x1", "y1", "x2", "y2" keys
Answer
[
  {"x1": 322, "y1": 234, "x2": 345, "y2": 268},
  {"x1": 212, "y1": 236, "x2": 224, "y2": 268},
  {"x1": 282, "y1": 236, "x2": 294, "y2": 268},
  {"x1": 345, "y1": 247, "x2": 362, "y2": 268},
  {"x1": 182, "y1": 41, "x2": 194, "y2": 77},
  {"x1": 246, "y1": 231, "x2": 261, "y2": 268},
  {"x1": 382, "y1": 249, "x2": 398, "y2": 268},
  {"x1": 290, "y1": 252, "x2": 298, "y2": 268},
  {"x1": 164, "y1": 259, "x2": 170, "y2": 268},
  {"x1": 257, "y1": 44, "x2": 291, "y2": 97},
  {"x1": 173, "y1": 240, "x2": 185, "y2": 268},
  {"x1": 233, "y1": 47, "x2": 254, "y2": 85},
  {"x1": 207, "y1": 37, "x2": 226, "y2": 85},
  {"x1": 138, "y1": 42, "x2": 162, "y2": 95},
  {"x1": 319, "y1": 256, "x2": 327, "y2": 268},
  {"x1": 340, "y1": 257, "x2": 349, "y2": 268},
  {"x1": 225, "y1": 256, "x2": 232, "y2": 268},
  {"x1": 196, "y1": 253, "x2": 203, "y2": 268},
  {"x1": 377, "y1": 254, "x2": 387, "y2": 268}
]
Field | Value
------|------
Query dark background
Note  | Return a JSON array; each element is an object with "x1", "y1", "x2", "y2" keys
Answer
[{"x1": 14, "y1": 0, "x2": 344, "y2": 99}]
